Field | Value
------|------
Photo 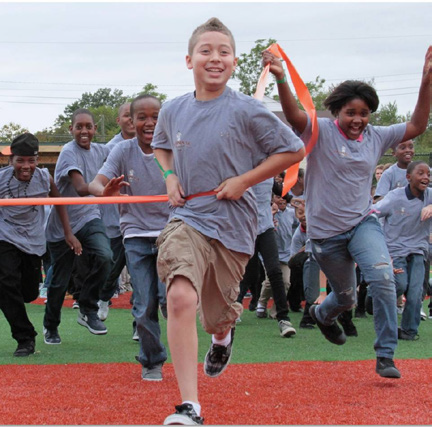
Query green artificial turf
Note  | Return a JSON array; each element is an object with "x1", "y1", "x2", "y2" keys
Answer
[{"x1": 0, "y1": 300, "x2": 431, "y2": 365}]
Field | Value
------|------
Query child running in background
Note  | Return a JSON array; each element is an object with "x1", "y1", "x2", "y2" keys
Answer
[
  {"x1": 152, "y1": 17, "x2": 305, "y2": 425},
  {"x1": 375, "y1": 161, "x2": 432, "y2": 340},
  {"x1": 0, "y1": 133, "x2": 81, "y2": 356},
  {"x1": 44, "y1": 109, "x2": 113, "y2": 344},
  {"x1": 89, "y1": 94, "x2": 169, "y2": 381},
  {"x1": 263, "y1": 45, "x2": 431, "y2": 379}
]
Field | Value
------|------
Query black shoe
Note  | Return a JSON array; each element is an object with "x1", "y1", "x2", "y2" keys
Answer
[
  {"x1": 77, "y1": 311, "x2": 107, "y2": 335},
  {"x1": 299, "y1": 320, "x2": 315, "y2": 329},
  {"x1": 398, "y1": 328, "x2": 419, "y2": 341},
  {"x1": 163, "y1": 403, "x2": 204, "y2": 425},
  {"x1": 309, "y1": 305, "x2": 346, "y2": 345},
  {"x1": 204, "y1": 328, "x2": 234, "y2": 377},
  {"x1": 338, "y1": 313, "x2": 358, "y2": 337},
  {"x1": 300, "y1": 303, "x2": 315, "y2": 328},
  {"x1": 13, "y1": 340, "x2": 35, "y2": 357},
  {"x1": 354, "y1": 309, "x2": 367, "y2": 318},
  {"x1": 376, "y1": 357, "x2": 401, "y2": 378},
  {"x1": 43, "y1": 327, "x2": 61, "y2": 345},
  {"x1": 248, "y1": 300, "x2": 257, "y2": 311}
]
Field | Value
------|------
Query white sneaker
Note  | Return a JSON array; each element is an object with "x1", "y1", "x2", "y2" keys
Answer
[
  {"x1": 97, "y1": 300, "x2": 109, "y2": 321},
  {"x1": 278, "y1": 320, "x2": 297, "y2": 338},
  {"x1": 132, "y1": 327, "x2": 139, "y2": 341},
  {"x1": 421, "y1": 309, "x2": 427, "y2": 321}
]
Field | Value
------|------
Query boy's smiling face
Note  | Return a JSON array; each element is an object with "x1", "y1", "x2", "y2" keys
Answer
[
  {"x1": 408, "y1": 163, "x2": 431, "y2": 196},
  {"x1": 69, "y1": 113, "x2": 97, "y2": 150},
  {"x1": 133, "y1": 97, "x2": 160, "y2": 154},
  {"x1": 186, "y1": 31, "x2": 237, "y2": 100},
  {"x1": 394, "y1": 140, "x2": 414, "y2": 167},
  {"x1": 11, "y1": 155, "x2": 38, "y2": 182}
]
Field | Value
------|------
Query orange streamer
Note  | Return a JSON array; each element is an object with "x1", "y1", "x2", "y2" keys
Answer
[
  {"x1": 0, "y1": 191, "x2": 217, "y2": 207},
  {"x1": 254, "y1": 43, "x2": 318, "y2": 196}
]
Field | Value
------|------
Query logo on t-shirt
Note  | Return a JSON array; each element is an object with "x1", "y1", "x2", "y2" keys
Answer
[{"x1": 174, "y1": 131, "x2": 191, "y2": 151}]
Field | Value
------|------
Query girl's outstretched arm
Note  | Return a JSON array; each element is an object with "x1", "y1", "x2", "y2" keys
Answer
[
  {"x1": 403, "y1": 46, "x2": 432, "y2": 141},
  {"x1": 262, "y1": 51, "x2": 308, "y2": 134}
]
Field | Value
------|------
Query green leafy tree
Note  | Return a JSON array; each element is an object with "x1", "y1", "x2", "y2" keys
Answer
[
  {"x1": 133, "y1": 83, "x2": 168, "y2": 104},
  {"x1": 0, "y1": 122, "x2": 29, "y2": 141},
  {"x1": 233, "y1": 38, "x2": 277, "y2": 96}
]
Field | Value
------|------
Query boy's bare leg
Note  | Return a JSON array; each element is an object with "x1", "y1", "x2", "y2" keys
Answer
[{"x1": 167, "y1": 275, "x2": 199, "y2": 403}]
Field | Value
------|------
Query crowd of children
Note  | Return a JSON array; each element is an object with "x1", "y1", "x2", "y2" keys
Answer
[{"x1": 0, "y1": 16, "x2": 431, "y2": 427}]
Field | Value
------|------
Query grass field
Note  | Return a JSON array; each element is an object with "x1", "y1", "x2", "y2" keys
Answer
[{"x1": 0, "y1": 296, "x2": 431, "y2": 365}]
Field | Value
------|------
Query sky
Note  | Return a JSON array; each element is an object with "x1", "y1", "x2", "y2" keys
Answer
[{"x1": 0, "y1": 1, "x2": 432, "y2": 134}]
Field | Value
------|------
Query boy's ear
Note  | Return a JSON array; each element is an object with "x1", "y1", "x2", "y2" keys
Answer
[
  {"x1": 69, "y1": 125, "x2": 73, "y2": 134},
  {"x1": 232, "y1": 56, "x2": 238, "y2": 72},
  {"x1": 186, "y1": 54, "x2": 193, "y2": 70}
]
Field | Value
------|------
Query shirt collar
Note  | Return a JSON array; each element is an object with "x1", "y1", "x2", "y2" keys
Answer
[
  {"x1": 334, "y1": 120, "x2": 364, "y2": 142},
  {"x1": 405, "y1": 184, "x2": 425, "y2": 201}
]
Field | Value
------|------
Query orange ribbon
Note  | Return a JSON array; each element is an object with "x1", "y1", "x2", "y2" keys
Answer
[
  {"x1": 254, "y1": 43, "x2": 318, "y2": 196},
  {"x1": 0, "y1": 190, "x2": 217, "y2": 207}
]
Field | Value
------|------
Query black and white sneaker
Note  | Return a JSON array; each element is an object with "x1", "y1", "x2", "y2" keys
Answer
[
  {"x1": 77, "y1": 311, "x2": 107, "y2": 335},
  {"x1": 376, "y1": 357, "x2": 401, "y2": 378},
  {"x1": 204, "y1": 328, "x2": 234, "y2": 378},
  {"x1": 163, "y1": 403, "x2": 204, "y2": 425},
  {"x1": 13, "y1": 340, "x2": 35, "y2": 357},
  {"x1": 43, "y1": 327, "x2": 61, "y2": 345}
]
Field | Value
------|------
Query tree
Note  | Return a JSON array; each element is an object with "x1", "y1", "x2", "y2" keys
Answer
[
  {"x1": 133, "y1": 83, "x2": 168, "y2": 104},
  {"x1": 0, "y1": 122, "x2": 29, "y2": 141},
  {"x1": 233, "y1": 38, "x2": 277, "y2": 96}
]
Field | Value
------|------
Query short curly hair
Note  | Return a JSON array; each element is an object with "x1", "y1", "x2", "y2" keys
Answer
[
  {"x1": 188, "y1": 17, "x2": 235, "y2": 56},
  {"x1": 324, "y1": 80, "x2": 379, "y2": 116}
]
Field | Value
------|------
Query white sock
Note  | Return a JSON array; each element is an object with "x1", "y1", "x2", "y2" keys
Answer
[
  {"x1": 212, "y1": 330, "x2": 231, "y2": 346},
  {"x1": 183, "y1": 401, "x2": 201, "y2": 416},
  {"x1": 256, "y1": 303, "x2": 265, "y2": 311}
]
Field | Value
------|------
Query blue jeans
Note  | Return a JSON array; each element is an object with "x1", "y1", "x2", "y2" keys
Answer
[
  {"x1": 44, "y1": 218, "x2": 113, "y2": 330},
  {"x1": 311, "y1": 215, "x2": 397, "y2": 358},
  {"x1": 303, "y1": 255, "x2": 320, "y2": 305},
  {"x1": 124, "y1": 237, "x2": 167, "y2": 368},
  {"x1": 393, "y1": 254, "x2": 425, "y2": 337}
]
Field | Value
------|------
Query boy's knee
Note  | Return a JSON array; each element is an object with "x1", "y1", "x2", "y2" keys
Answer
[{"x1": 167, "y1": 276, "x2": 197, "y2": 315}]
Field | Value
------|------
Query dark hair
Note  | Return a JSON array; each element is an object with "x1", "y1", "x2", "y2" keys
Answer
[
  {"x1": 71, "y1": 108, "x2": 95, "y2": 125},
  {"x1": 130, "y1": 94, "x2": 161, "y2": 117},
  {"x1": 188, "y1": 17, "x2": 236, "y2": 56},
  {"x1": 324, "y1": 80, "x2": 379, "y2": 116},
  {"x1": 407, "y1": 160, "x2": 429, "y2": 175},
  {"x1": 298, "y1": 167, "x2": 305, "y2": 178}
]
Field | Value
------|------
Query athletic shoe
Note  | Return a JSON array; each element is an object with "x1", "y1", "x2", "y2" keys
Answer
[
  {"x1": 248, "y1": 300, "x2": 257, "y2": 311},
  {"x1": 163, "y1": 403, "x2": 204, "y2": 425},
  {"x1": 77, "y1": 311, "x2": 107, "y2": 335},
  {"x1": 39, "y1": 287, "x2": 47, "y2": 299},
  {"x1": 354, "y1": 309, "x2": 367, "y2": 318},
  {"x1": 132, "y1": 320, "x2": 139, "y2": 341},
  {"x1": 376, "y1": 357, "x2": 401, "y2": 379},
  {"x1": 204, "y1": 328, "x2": 234, "y2": 378},
  {"x1": 13, "y1": 340, "x2": 35, "y2": 357},
  {"x1": 309, "y1": 305, "x2": 346, "y2": 345},
  {"x1": 278, "y1": 320, "x2": 297, "y2": 337},
  {"x1": 398, "y1": 327, "x2": 419, "y2": 341},
  {"x1": 142, "y1": 363, "x2": 163, "y2": 381},
  {"x1": 72, "y1": 301, "x2": 80, "y2": 309},
  {"x1": 256, "y1": 305, "x2": 267, "y2": 318},
  {"x1": 43, "y1": 327, "x2": 61, "y2": 345},
  {"x1": 420, "y1": 309, "x2": 427, "y2": 321},
  {"x1": 97, "y1": 300, "x2": 109, "y2": 321},
  {"x1": 338, "y1": 313, "x2": 358, "y2": 337}
]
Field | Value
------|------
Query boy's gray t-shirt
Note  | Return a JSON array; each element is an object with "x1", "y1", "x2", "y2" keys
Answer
[
  {"x1": 300, "y1": 116, "x2": 406, "y2": 240},
  {"x1": 375, "y1": 163, "x2": 407, "y2": 197},
  {"x1": 254, "y1": 178, "x2": 274, "y2": 235},
  {"x1": 375, "y1": 186, "x2": 432, "y2": 259},
  {"x1": 275, "y1": 207, "x2": 295, "y2": 263},
  {"x1": 0, "y1": 166, "x2": 50, "y2": 256},
  {"x1": 151, "y1": 87, "x2": 304, "y2": 256},
  {"x1": 98, "y1": 138, "x2": 170, "y2": 237},
  {"x1": 46, "y1": 140, "x2": 109, "y2": 242}
]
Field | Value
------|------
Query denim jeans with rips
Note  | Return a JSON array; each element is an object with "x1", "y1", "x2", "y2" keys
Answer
[{"x1": 311, "y1": 214, "x2": 398, "y2": 359}]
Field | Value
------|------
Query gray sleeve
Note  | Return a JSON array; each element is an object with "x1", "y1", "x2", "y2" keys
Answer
[
  {"x1": 374, "y1": 193, "x2": 394, "y2": 218},
  {"x1": 375, "y1": 169, "x2": 393, "y2": 197},
  {"x1": 98, "y1": 144, "x2": 123, "y2": 180},
  {"x1": 151, "y1": 104, "x2": 171, "y2": 151}
]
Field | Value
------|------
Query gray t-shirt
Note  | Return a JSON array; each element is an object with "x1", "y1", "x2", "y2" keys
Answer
[
  {"x1": 254, "y1": 178, "x2": 274, "y2": 235},
  {"x1": 106, "y1": 132, "x2": 125, "y2": 151},
  {"x1": 46, "y1": 140, "x2": 109, "y2": 242},
  {"x1": 98, "y1": 138, "x2": 170, "y2": 238},
  {"x1": 151, "y1": 86, "x2": 304, "y2": 255},
  {"x1": 290, "y1": 224, "x2": 312, "y2": 257},
  {"x1": 300, "y1": 116, "x2": 406, "y2": 239},
  {"x1": 375, "y1": 186, "x2": 432, "y2": 259},
  {"x1": 375, "y1": 163, "x2": 407, "y2": 197},
  {"x1": 275, "y1": 207, "x2": 295, "y2": 263},
  {"x1": 0, "y1": 166, "x2": 50, "y2": 256}
]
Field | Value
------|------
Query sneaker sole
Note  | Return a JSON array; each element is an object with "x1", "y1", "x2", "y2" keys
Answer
[
  {"x1": 142, "y1": 376, "x2": 163, "y2": 382},
  {"x1": 280, "y1": 326, "x2": 297, "y2": 338},
  {"x1": 77, "y1": 318, "x2": 107, "y2": 335},
  {"x1": 163, "y1": 413, "x2": 200, "y2": 425},
  {"x1": 376, "y1": 367, "x2": 401, "y2": 379}
]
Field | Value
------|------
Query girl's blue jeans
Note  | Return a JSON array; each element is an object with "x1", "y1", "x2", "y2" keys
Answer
[{"x1": 311, "y1": 214, "x2": 398, "y2": 359}]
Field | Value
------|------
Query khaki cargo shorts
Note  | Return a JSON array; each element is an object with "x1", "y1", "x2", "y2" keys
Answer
[{"x1": 156, "y1": 219, "x2": 249, "y2": 334}]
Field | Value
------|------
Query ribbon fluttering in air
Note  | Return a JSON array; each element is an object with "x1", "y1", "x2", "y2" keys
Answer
[{"x1": 254, "y1": 43, "x2": 318, "y2": 196}]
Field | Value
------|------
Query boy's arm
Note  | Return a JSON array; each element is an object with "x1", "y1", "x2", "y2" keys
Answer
[
  {"x1": 262, "y1": 51, "x2": 308, "y2": 134},
  {"x1": 49, "y1": 175, "x2": 82, "y2": 255},
  {"x1": 215, "y1": 149, "x2": 305, "y2": 201},
  {"x1": 153, "y1": 148, "x2": 186, "y2": 207},
  {"x1": 402, "y1": 46, "x2": 432, "y2": 141},
  {"x1": 69, "y1": 170, "x2": 90, "y2": 197},
  {"x1": 421, "y1": 204, "x2": 432, "y2": 221}
]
